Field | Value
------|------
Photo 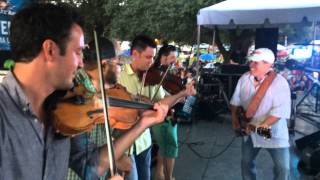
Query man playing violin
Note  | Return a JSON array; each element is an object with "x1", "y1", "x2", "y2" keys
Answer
[
  {"x1": 67, "y1": 37, "x2": 164, "y2": 180},
  {"x1": 0, "y1": 4, "x2": 168, "y2": 180},
  {"x1": 66, "y1": 37, "x2": 122, "y2": 179},
  {"x1": 151, "y1": 44, "x2": 182, "y2": 180},
  {"x1": 118, "y1": 35, "x2": 196, "y2": 180}
]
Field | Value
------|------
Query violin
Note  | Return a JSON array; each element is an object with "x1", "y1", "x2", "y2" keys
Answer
[
  {"x1": 138, "y1": 65, "x2": 184, "y2": 95},
  {"x1": 52, "y1": 83, "x2": 154, "y2": 136}
]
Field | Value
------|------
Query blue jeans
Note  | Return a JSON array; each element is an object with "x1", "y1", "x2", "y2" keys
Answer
[
  {"x1": 125, "y1": 147, "x2": 151, "y2": 180},
  {"x1": 241, "y1": 137, "x2": 290, "y2": 180}
]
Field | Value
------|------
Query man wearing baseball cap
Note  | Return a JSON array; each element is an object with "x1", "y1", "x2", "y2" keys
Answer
[
  {"x1": 65, "y1": 37, "x2": 169, "y2": 180},
  {"x1": 230, "y1": 48, "x2": 291, "y2": 180}
]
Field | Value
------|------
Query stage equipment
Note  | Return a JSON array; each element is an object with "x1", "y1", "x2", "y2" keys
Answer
[
  {"x1": 197, "y1": 68, "x2": 243, "y2": 120},
  {"x1": 296, "y1": 131, "x2": 320, "y2": 176},
  {"x1": 255, "y1": 28, "x2": 279, "y2": 56}
]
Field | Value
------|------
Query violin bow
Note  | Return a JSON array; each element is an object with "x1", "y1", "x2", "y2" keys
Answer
[
  {"x1": 150, "y1": 63, "x2": 172, "y2": 102},
  {"x1": 138, "y1": 71, "x2": 147, "y2": 102},
  {"x1": 93, "y1": 29, "x2": 117, "y2": 176}
]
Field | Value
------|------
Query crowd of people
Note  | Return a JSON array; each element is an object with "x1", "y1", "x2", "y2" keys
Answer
[{"x1": 0, "y1": 2, "x2": 296, "y2": 180}]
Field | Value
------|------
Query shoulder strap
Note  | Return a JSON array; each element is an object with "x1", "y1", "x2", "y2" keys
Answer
[{"x1": 245, "y1": 71, "x2": 277, "y2": 118}]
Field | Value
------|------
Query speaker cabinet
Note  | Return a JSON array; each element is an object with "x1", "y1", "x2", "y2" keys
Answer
[{"x1": 255, "y1": 28, "x2": 278, "y2": 56}]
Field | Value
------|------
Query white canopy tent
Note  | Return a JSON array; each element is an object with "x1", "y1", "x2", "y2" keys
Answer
[
  {"x1": 197, "y1": 0, "x2": 320, "y2": 27},
  {"x1": 194, "y1": 0, "x2": 320, "y2": 76},
  {"x1": 195, "y1": 1, "x2": 320, "y2": 133}
]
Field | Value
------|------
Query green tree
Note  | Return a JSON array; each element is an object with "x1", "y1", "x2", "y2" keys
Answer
[
  {"x1": 280, "y1": 24, "x2": 316, "y2": 45},
  {"x1": 39, "y1": 0, "x2": 221, "y2": 45},
  {"x1": 110, "y1": 0, "x2": 217, "y2": 44},
  {"x1": 41, "y1": 0, "x2": 251, "y2": 62},
  {"x1": 39, "y1": 0, "x2": 122, "y2": 40}
]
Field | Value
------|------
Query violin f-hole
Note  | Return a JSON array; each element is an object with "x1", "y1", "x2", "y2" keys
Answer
[{"x1": 87, "y1": 109, "x2": 103, "y2": 119}]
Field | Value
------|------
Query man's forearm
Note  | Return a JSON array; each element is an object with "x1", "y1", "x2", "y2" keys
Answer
[
  {"x1": 260, "y1": 115, "x2": 280, "y2": 127},
  {"x1": 97, "y1": 122, "x2": 146, "y2": 176},
  {"x1": 159, "y1": 91, "x2": 186, "y2": 108}
]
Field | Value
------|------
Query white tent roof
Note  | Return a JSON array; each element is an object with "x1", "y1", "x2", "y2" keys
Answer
[{"x1": 197, "y1": 0, "x2": 320, "y2": 27}]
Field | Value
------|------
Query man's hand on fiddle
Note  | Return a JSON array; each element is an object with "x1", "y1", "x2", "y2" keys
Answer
[
  {"x1": 139, "y1": 102, "x2": 168, "y2": 128},
  {"x1": 183, "y1": 81, "x2": 196, "y2": 97},
  {"x1": 93, "y1": 95, "x2": 102, "y2": 109}
]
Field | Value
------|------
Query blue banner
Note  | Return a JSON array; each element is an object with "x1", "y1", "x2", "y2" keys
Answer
[{"x1": 0, "y1": 0, "x2": 33, "y2": 50}]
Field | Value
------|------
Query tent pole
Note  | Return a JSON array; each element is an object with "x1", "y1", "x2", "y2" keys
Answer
[
  {"x1": 212, "y1": 28, "x2": 216, "y2": 54},
  {"x1": 196, "y1": 25, "x2": 201, "y2": 62},
  {"x1": 284, "y1": 36, "x2": 288, "y2": 47},
  {"x1": 312, "y1": 20, "x2": 317, "y2": 67},
  {"x1": 195, "y1": 25, "x2": 201, "y2": 81}
]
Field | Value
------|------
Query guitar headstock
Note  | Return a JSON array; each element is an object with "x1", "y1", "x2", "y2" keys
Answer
[{"x1": 256, "y1": 127, "x2": 272, "y2": 139}]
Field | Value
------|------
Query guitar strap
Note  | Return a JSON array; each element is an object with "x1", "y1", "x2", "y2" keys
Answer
[{"x1": 245, "y1": 71, "x2": 277, "y2": 119}]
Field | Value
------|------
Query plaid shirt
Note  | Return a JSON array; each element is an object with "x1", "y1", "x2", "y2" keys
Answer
[
  {"x1": 67, "y1": 69, "x2": 108, "y2": 180},
  {"x1": 67, "y1": 125, "x2": 108, "y2": 180}
]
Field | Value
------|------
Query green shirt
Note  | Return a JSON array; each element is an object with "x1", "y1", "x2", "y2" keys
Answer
[{"x1": 118, "y1": 64, "x2": 165, "y2": 155}]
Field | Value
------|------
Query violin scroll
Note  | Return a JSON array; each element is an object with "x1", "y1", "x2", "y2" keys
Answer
[{"x1": 138, "y1": 65, "x2": 184, "y2": 95}]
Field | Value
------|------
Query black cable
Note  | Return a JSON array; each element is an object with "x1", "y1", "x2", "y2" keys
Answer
[
  {"x1": 196, "y1": 135, "x2": 238, "y2": 180},
  {"x1": 187, "y1": 135, "x2": 237, "y2": 160}
]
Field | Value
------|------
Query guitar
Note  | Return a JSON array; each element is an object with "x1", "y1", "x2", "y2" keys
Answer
[{"x1": 236, "y1": 107, "x2": 272, "y2": 139}]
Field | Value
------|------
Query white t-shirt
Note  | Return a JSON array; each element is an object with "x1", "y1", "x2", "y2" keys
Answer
[{"x1": 230, "y1": 72, "x2": 291, "y2": 148}]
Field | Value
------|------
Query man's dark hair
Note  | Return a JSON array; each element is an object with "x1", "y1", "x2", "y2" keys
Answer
[
  {"x1": 83, "y1": 37, "x2": 116, "y2": 70},
  {"x1": 153, "y1": 44, "x2": 176, "y2": 68},
  {"x1": 130, "y1": 35, "x2": 156, "y2": 55},
  {"x1": 9, "y1": 3, "x2": 84, "y2": 62}
]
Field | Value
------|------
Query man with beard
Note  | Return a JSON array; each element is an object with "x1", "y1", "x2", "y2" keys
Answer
[{"x1": 65, "y1": 37, "x2": 169, "y2": 180}]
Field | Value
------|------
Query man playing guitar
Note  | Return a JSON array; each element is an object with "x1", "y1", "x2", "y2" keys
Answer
[{"x1": 230, "y1": 48, "x2": 291, "y2": 180}]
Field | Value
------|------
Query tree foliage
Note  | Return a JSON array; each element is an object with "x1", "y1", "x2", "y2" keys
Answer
[
  {"x1": 41, "y1": 0, "x2": 218, "y2": 44},
  {"x1": 279, "y1": 24, "x2": 317, "y2": 45},
  {"x1": 110, "y1": 0, "x2": 217, "y2": 44},
  {"x1": 40, "y1": 0, "x2": 122, "y2": 41},
  {"x1": 40, "y1": 0, "x2": 251, "y2": 62}
]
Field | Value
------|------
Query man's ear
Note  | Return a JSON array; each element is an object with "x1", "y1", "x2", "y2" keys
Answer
[
  {"x1": 42, "y1": 39, "x2": 57, "y2": 61},
  {"x1": 132, "y1": 49, "x2": 139, "y2": 58}
]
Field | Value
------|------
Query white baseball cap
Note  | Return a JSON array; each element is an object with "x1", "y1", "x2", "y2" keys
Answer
[{"x1": 247, "y1": 48, "x2": 275, "y2": 64}]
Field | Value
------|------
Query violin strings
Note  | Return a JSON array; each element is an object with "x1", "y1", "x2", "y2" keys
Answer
[
  {"x1": 151, "y1": 64, "x2": 172, "y2": 102},
  {"x1": 139, "y1": 72, "x2": 147, "y2": 101}
]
